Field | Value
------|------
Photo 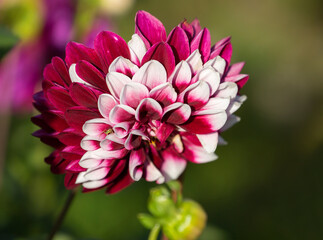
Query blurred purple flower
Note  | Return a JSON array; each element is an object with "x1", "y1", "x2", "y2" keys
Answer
[{"x1": 0, "y1": 0, "x2": 111, "y2": 114}]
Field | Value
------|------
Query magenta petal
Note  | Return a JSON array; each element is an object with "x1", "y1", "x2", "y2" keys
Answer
[
  {"x1": 190, "y1": 28, "x2": 211, "y2": 63},
  {"x1": 162, "y1": 102, "x2": 191, "y2": 124},
  {"x1": 141, "y1": 42, "x2": 175, "y2": 77},
  {"x1": 44, "y1": 63, "x2": 67, "y2": 88},
  {"x1": 46, "y1": 86, "x2": 76, "y2": 112},
  {"x1": 69, "y1": 83, "x2": 98, "y2": 108},
  {"x1": 135, "y1": 98, "x2": 163, "y2": 122},
  {"x1": 64, "y1": 173, "x2": 79, "y2": 190},
  {"x1": 57, "y1": 129, "x2": 83, "y2": 146},
  {"x1": 167, "y1": 27, "x2": 190, "y2": 62},
  {"x1": 149, "y1": 83, "x2": 177, "y2": 107},
  {"x1": 129, "y1": 148, "x2": 145, "y2": 181},
  {"x1": 109, "y1": 105, "x2": 136, "y2": 124},
  {"x1": 75, "y1": 60, "x2": 108, "y2": 91},
  {"x1": 124, "y1": 130, "x2": 147, "y2": 150},
  {"x1": 180, "y1": 111, "x2": 227, "y2": 134},
  {"x1": 106, "y1": 173, "x2": 133, "y2": 194},
  {"x1": 65, "y1": 107, "x2": 101, "y2": 133},
  {"x1": 65, "y1": 42, "x2": 101, "y2": 69},
  {"x1": 225, "y1": 74, "x2": 249, "y2": 89},
  {"x1": 94, "y1": 31, "x2": 131, "y2": 73},
  {"x1": 179, "y1": 20, "x2": 194, "y2": 40},
  {"x1": 42, "y1": 110, "x2": 69, "y2": 132},
  {"x1": 156, "y1": 123, "x2": 175, "y2": 144},
  {"x1": 226, "y1": 62, "x2": 245, "y2": 77},
  {"x1": 135, "y1": 10, "x2": 167, "y2": 48},
  {"x1": 210, "y1": 36, "x2": 232, "y2": 64},
  {"x1": 52, "y1": 57, "x2": 71, "y2": 86},
  {"x1": 191, "y1": 19, "x2": 202, "y2": 36}
]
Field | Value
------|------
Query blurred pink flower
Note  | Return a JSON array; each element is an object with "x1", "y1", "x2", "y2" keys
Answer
[{"x1": 32, "y1": 11, "x2": 248, "y2": 194}]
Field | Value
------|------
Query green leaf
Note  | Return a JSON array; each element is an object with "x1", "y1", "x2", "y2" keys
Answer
[
  {"x1": 137, "y1": 213, "x2": 157, "y2": 229},
  {"x1": 0, "y1": 25, "x2": 19, "y2": 59}
]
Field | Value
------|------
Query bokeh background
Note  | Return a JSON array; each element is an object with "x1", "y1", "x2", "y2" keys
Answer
[{"x1": 1, "y1": 0, "x2": 323, "y2": 239}]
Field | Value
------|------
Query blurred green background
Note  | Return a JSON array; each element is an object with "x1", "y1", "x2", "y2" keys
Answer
[{"x1": 1, "y1": 0, "x2": 323, "y2": 239}]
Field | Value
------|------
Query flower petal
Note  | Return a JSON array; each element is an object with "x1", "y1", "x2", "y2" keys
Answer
[
  {"x1": 132, "y1": 60, "x2": 167, "y2": 90},
  {"x1": 181, "y1": 133, "x2": 218, "y2": 163},
  {"x1": 124, "y1": 130, "x2": 148, "y2": 150},
  {"x1": 128, "y1": 34, "x2": 147, "y2": 64},
  {"x1": 109, "y1": 104, "x2": 136, "y2": 124},
  {"x1": 186, "y1": 50, "x2": 203, "y2": 74},
  {"x1": 69, "y1": 83, "x2": 99, "y2": 108},
  {"x1": 214, "y1": 82, "x2": 238, "y2": 99},
  {"x1": 120, "y1": 82, "x2": 149, "y2": 109},
  {"x1": 109, "y1": 56, "x2": 139, "y2": 77},
  {"x1": 149, "y1": 82, "x2": 177, "y2": 106},
  {"x1": 81, "y1": 135, "x2": 101, "y2": 151},
  {"x1": 167, "y1": 26, "x2": 190, "y2": 62},
  {"x1": 82, "y1": 118, "x2": 111, "y2": 136},
  {"x1": 220, "y1": 115, "x2": 240, "y2": 132},
  {"x1": 226, "y1": 62, "x2": 245, "y2": 77},
  {"x1": 129, "y1": 148, "x2": 145, "y2": 181},
  {"x1": 135, "y1": 98, "x2": 163, "y2": 122},
  {"x1": 196, "y1": 132, "x2": 219, "y2": 153},
  {"x1": 65, "y1": 41, "x2": 101, "y2": 68},
  {"x1": 204, "y1": 56, "x2": 226, "y2": 76},
  {"x1": 179, "y1": 80, "x2": 210, "y2": 110},
  {"x1": 193, "y1": 97, "x2": 230, "y2": 115},
  {"x1": 75, "y1": 60, "x2": 108, "y2": 91},
  {"x1": 112, "y1": 121, "x2": 133, "y2": 138},
  {"x1": 135, "y1": 10, "x2": 167, "y2": 48},
  {"x1": 106, "y1": 72, "x2": 132, "y2": 99},
  {"x1": 98, "y1": 94, "x2": 118, "y2": 119},
  {"x1": 160, "y1": 148, "x2": 186, "y2": 181},
  {"x1": 180, "y1": 111, "x2": 227, "y2": 134},
  {"x1": 195, "y1": 66, "x2": 221, "y2": 95},
  {"x1": 168, "y1": 61, "x2": 192, "y2": 92},
  {"x1": 190, "y1": 28, "x2": 211, "y2": 63},
  {"x1": 162, "y1": 102, "x2": 191, "y2": 124},
  {"x1": 141, "y1": 42, "x2": 175, "y2": 77}
]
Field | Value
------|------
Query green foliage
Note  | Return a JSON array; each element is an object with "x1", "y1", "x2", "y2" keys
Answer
[{"x1": 0, "y1": 25, "x2": 19, "y2": 59}]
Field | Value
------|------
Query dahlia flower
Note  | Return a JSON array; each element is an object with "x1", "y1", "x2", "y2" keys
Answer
[{"x1": 32, "y1": 10, "x2": 248, "y2": 194}]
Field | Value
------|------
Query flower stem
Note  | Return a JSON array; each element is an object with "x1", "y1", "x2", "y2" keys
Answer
[
  {"x1": 148, "y1": 224, "x2": 161, "y2": 240},
  {"x1": 48, "y1": 189, "x2": 77, "y2": 240}
]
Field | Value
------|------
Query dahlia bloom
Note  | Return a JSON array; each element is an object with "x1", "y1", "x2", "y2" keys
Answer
[{"x1": 32, "y1": 11, "x2": 248, "y2": 194}]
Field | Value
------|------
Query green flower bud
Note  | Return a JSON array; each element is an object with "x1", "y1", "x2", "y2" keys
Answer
[
  {"x1": 163, "y1": 200, "x2": 207, "y2": 240},
  {"x1": 148, "y1": 186, "x2": 176, "y2": 218}
]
